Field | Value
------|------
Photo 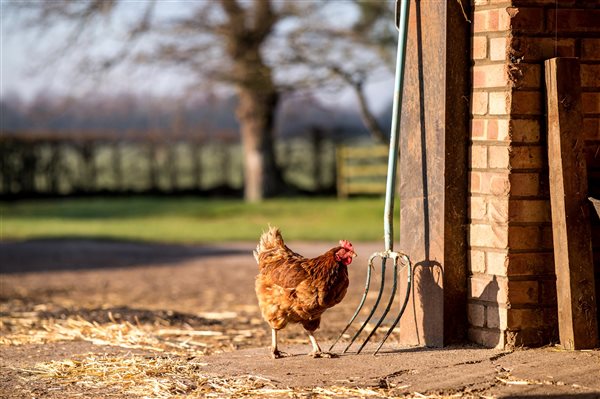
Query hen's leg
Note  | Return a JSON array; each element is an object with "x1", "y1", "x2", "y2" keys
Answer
[
  {"x1": 306, "y1": 329, "x2": 337, "y2": 358},
  {"x1": 271, "y1": 329, "x2": 288, "y2": 359}
]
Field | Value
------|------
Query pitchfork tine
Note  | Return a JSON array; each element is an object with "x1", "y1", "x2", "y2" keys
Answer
[
  {"x1": 333, "y1": 0, "x2": 412, "y2": 356},
  {"x1": 373, "y1": 254, "x2": 412, "y2": 355},
  {"x1": 328, "y1": 254, "x2": 375, "y2": 352},
  {"x1": 355, "y1": 256, "x2": 398, "y2": 354},
  {"x1": 342, "y1": 257, "x2": 387, "y2": 354}
]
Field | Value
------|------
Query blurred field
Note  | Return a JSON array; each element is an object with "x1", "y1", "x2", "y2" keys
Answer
[{"x1": 0, "y1": 197, "x2": 397, "y2": 243}]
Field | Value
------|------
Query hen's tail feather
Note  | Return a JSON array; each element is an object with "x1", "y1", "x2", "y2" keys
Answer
[{"x1": 254, "y1": 226, "x2": 285, "y2": 265}]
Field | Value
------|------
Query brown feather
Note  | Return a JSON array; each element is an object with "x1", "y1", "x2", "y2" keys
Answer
[{"x1": 254, "y1": 226, "x2": 351, "y2": 333}]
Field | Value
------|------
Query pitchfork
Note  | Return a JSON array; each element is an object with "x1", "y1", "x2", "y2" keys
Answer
[{"x1": 330, "y1": 0, "x2": 412, "y2": 356}]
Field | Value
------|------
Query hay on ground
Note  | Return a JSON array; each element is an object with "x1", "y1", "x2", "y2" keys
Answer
[{"x1": 20, "y1": 353, "x2": 467, "y2": 399}]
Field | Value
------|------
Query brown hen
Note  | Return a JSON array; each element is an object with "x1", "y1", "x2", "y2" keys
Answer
[{"x1": 254, "y1": 226, "x2": 356, "y2": 358}]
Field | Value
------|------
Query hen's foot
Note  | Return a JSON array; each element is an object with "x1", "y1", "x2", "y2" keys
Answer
[
  {"x1": 309, "y1": 351, "x2": 338, "y2": 358},
  {"x1": 271, "y1": 349, "x2": 289, "y2": 359}
]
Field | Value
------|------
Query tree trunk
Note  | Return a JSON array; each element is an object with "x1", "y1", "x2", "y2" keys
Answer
[
  {"x1": 237, "y1": 87, "x2": 284, "y2": 201},
  {"x1": 221, "y1": 0, "x2": 285, "y2": 202}
]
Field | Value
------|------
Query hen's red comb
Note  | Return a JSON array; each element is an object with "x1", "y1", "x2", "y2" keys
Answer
[{"x1": 339, "y1": 240, "x2": 354, "y2": 251}]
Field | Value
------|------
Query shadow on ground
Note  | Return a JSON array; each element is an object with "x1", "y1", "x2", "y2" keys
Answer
[{"x1": 0, "y1": 238, "x2": 250, "y2": 273}]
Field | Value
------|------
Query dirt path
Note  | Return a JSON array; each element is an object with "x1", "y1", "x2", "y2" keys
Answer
[{"x1": 1, "y1": 239, "x2": 599, "y2": 398}]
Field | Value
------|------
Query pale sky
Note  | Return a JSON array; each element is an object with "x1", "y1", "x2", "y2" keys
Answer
[{"x1": 0, "y1": 0, "x2": 393, "y2": 112}]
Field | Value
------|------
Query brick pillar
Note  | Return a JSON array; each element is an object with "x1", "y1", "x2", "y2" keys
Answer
[{"x1": 468, "y1": 0, "x2": 600, "y2": 349}]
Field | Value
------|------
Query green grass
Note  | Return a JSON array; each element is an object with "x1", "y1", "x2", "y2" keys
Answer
[{"x1": 0, "y1": 197, "x2": 397, "y2": 243}]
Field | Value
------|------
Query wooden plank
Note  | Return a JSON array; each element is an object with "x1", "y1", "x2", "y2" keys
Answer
[
  {"x1": 545, "y1": 57, "x2": 599, "y2": 350},
  {"x1": 345, "y1": 182, "x2": 386, "y2": 194},
  {"x1": 336, "y1": 145, "x2": 389, "y2": 197},
  {"x1": 397, "y1": 0, "x2": 470, "y2": 347},
  {"x1": 344, "y1": 164, "x2": 389, "y2": 177},
  {"x1": 340, "y1": 145, "x2": 388, "y2": 158}
]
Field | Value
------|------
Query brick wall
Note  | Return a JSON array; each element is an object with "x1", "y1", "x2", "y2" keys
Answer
[{"x1": 468, "y1": 0, "x2": 600, "y2": 348}]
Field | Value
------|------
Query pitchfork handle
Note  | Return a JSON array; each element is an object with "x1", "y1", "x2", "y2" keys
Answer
[{"x1": 384, "y1": 0, "x2": 410, "y2": 252}]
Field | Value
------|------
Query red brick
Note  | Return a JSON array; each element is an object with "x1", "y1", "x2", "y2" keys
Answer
[
  {"x1": 472, "y1": 171, "x2": 511, "y2": 196},
  {"x1": 582, "y1": 93, "x2": 600, "y2": 115},
  {"x1": 469, "y1": 274, "x2": 508, "y2": 302},
  {"x1": 488, "y1": 198, "x2": 509, "y2": 224},
  {"x1": 487, "y1": 250, "x2": 509, "y2": 276},
  {"x1": 468, "y1": 327, "x2": 506, "y2": 349},
  {"x1": 487, "y1": 119, "x2": 499, "y2": 140},
  {"x1": 507, "y1": 7, "x2": 544, "y2": 32},
  {"x1": 582, "y1": 39, "x2": 600, "y2": 61},
  {"x1": 510, "y1": 37, "x2": 576, "y2": 62},
  {"x1": 468, "y1": 302, "x2": 486, "y2": 327},
  {"x1": 511, "y1": 64, "x2": 541, "y2": 89},
  {"x1": 513, "y1": 328, "x2": 552, "y2": 347},
  {"x1": 581, "y1": 64, "x2": 600, "y2": 88},
  {"x1": 506, "y1": 252, "x2": 555, "y2": 275},
  {"x1": 470, "y1": 172, "x2": 482, "y2": 193},
  {"x1": 509, "y1": 119, "x2": 540, "y2": 143},
  {"x1": 469, "y1": 196, "x2": 487, "y2": 221},
  {"x1": 512, "y1": 0, "x2": 576, "y2": 4},
  {"x1": 511, "y1": 91, "x2": 542, "y2": 115},
  {"x1": 473, "y1": 36, "x2": 487, "y2": 60},
  {"x1": 489, "y1": 91, "x2": 510, "y2": 115},
  {"x1": 541, "y1": 225, "x2": 554, "y2": 250},
  {"x1": 469, "y1": 249, "x2": 486, "y2": 273},
  {"x1": 583, "y1": 118, "x2": 600, "y2": 141},
  {"x1": 472, "y1": 91, "x2": 488, "y2": 115},
  {"x1": 471, "y1": 145, "x2": 488, "y2": 169},
  {"x1": 490, "y1": 37, "x2": 507, "y2": 61},
  {"x1": 495, "y1": 119, "x2": 510, "y2": 141},
  {"x1": 509, "y1": 199, "x2": 551, "y2": 223},
  {"x1": 488, "y1": 145, "x2": 510, "y2": 168},
  {"x1": 490, "y1": 173, "x2": 510, "y2": 195},
  {"x1": 471, "y1": 223, "x2": 509, "y2": 249},
  {"x1": 507, "y1": 308, "x2": 543, "y2": 329},
  {"x1": 508, "y1": 225, "x2": 541, "y2": 250},
  {"x1": 510, "y1": 146, "x2": 544, "y2": 169},
  {"x1": 475, "y1": 9, "x2": 504, "y2": 32},
  {"x1": 547, "y1": 9, "x2": 600, "y2": 33},
  {"x1": 498, "y1": 8, "x2": 511, "y2": 31},
  {"x1": 509, "y1": 173, "x2": 539, "y2": 196},
  {"x1": 585, "y1": 143, "x2": 600, "y2": 168},
  {"x1": 487, "y1": 305, "x2": 507, "y2": 329},
  {"x1": 474, "y1": 119, "x2": 510, "y2": 141},
  {"x1": 507, "y1": 280, "x2": 539, "y2": 305},
  {"x1": 473, "y1": 10, "x2": 495, "y2": 33},
  {"x1": 473, "y1": 64, "x2": 508, "y2": 88},
  {"x1": 540, "y1": 279, "x2": 558, "y2": 306},
  {"x1": 542, "y1": 308, "x2": 558, "y2": 332},
  {"x1": 472, "y1": 119, "x2": 485, "y2": 139},
  {"x1": 471, "y1": 171, "x2": 510, "y2": 195}
]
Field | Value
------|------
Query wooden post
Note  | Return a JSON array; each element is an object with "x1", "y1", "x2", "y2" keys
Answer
[
  {"x1": 545, "y1": 57, "x2": 599, "y2": 350},
  {"x1": 397, "y1": 0, "x2": 470, "y2": 346}
]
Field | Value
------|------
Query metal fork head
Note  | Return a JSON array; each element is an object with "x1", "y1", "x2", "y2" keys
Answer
[{"x1": 330, "y1": 250, "x2": 412, "y2": 355}]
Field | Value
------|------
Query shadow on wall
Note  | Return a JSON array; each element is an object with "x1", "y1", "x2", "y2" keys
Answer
[
  {"x1": 480, "y1": 275, "x2": 501, "y2": 348},
  {"x1": 413, "y1": 260, "x2": 443, "y2": 346}
]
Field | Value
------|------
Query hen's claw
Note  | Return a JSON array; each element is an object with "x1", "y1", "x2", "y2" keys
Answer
[
  {"x1": 309, "y1": 351, "x2": 338, "y2": 358},
  {"x1": 271, "y1": 349, "x2": 289, "y2": 359}
]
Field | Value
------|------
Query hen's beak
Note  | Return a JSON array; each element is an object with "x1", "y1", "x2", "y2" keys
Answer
[{"x1": 352, "y1": 251, "x2": 358, "y2": 258}]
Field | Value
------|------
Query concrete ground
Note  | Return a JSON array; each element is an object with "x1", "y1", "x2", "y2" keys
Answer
[{"x1": 1, "y1": 239, "x2": 599, "y2": 398}]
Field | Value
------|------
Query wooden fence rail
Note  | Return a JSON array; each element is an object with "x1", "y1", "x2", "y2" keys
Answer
[{"x1": 336, "y1": 145, "x2": 389, "y2": 198}]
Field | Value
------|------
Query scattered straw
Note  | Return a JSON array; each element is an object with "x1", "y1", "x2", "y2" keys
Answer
[
  {"x1": 1, "y1": 311, "x2": 262, "y2": 355},
  {"x1": 19, "y1": 353, "x2": 471, "y2": 399}
]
